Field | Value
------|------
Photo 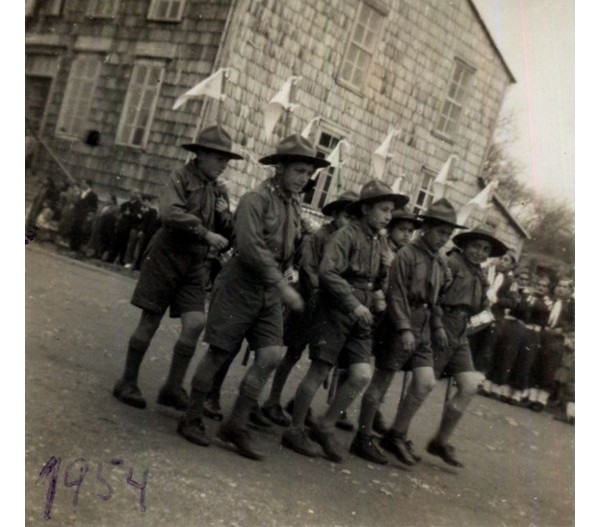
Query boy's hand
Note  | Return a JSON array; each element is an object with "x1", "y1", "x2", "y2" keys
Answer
[
  {"x1": 279, "y1": 283, "x2": 304, "y2": 312},
  {"x1": 353, "y1": 304, "x2": 373, "y2": 326},
  {"x1": 434, "y1": 328, "x2": 449, "y2": 351},
  {"x1": 215, "y1": 196, "x2": 229, "y2": 213},
  {"x1": 205, "y1": 231, "x2": 229, "y2": 250},
  {"x1": 400, "y1": 330, "x2": 415, "y2": 353}
]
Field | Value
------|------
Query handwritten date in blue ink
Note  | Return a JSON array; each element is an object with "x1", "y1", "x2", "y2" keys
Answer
[{"x1": 37, "y1": 456, "x2": 148, "y2": 520}]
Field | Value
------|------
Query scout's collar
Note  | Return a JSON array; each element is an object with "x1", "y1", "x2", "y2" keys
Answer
[{"x1": 267, "y1": 177, "x2": 301, "y2": 205}]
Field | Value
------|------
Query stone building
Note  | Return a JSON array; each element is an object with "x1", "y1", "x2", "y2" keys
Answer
[{"x1": 25, "y1": 0, "x2": 528, "y2": 252}]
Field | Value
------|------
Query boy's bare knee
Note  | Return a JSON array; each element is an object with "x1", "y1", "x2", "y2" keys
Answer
[{"x1": 350, "y1": 363, "x2": 373, "y2": 388}]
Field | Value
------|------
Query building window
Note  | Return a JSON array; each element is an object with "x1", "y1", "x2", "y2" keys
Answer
[
  {"x1": 303, "y1": 131, "x2": 344, "y2": 210},
  {"x1": 56, "y1": 55, "x2": 101, "y2": 139},
  {"x1": 147, "y1": 0, "x2": 187, "y2": 21},
  {"x1": 338, "y1": 1, "x2": 386, "y2": 91},
  {"x1": 412, "y1": 168, "x2": 436, "y2": 215},
  {"x1": 435, "y1": 59, "x2": 475, "y2": 139},
  {"x1": 116, "y1": 62, "x2": 164, "y2": 148},
  {"x1": 39, "y1": 0, "x2": 63, "y2": 16},
  {"x1": 87, "y1": 0, "x2": 120, "y2": 18}
]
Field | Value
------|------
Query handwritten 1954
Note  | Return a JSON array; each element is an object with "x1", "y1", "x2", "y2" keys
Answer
[{"x1": 37, "y1": 456, "x2": 148, "y2": 521}]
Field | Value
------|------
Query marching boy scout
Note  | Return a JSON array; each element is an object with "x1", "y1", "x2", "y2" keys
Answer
[
  {"x1": 262, "y1": 190, "x2": 358, "y2": 426},
  {"x1": 283, "y1": 180, "x2": 408, "y2": 463},
  {"x1": 178, "y1": 135, "x2": 329, "y2": 460},
  {"x1": 113, "y1": 126, "x2": 241, "y2": 410},
  {"x1": 424, "y1": 225, "x2": 508, "y2": 467},
  {"x1": 351, "y1": 199, "x2": 465, "y2": 465}
]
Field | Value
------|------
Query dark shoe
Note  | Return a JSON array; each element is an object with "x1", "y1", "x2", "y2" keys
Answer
[
  {"x1": 177, "y1": 417, "x2": 209, "y2": 447},
  {"x1": 426, "y1": 439, "x2": 463, "y2": 468},
  {"x1": 285, "y1": 400, "x2": 316, "y2": 428},
  {"x1": 113, "y1": 380, "x2": 146, "y2": 409},
  {"x1": 529, "y1": 402, "x2": 545, "y2": 413},
  {"x1": 335, "y1": 411, "x2": 355, "y2": 432},
  {"x1": 203, "y1": 398, "x2": 224, "y2": 421},
  {"x1": 217, "y1": 423, "x2": 263, "y2": 461},
  {"x1": 157, "y1": 387, "x2": 189, "y2": 410},
  {"x1": 372, "y1": 410, "x2": 388, "y2": 436},
  {"x1": 262, "y1": 403, "x2": 291, "y2": 427},
  {"x1": 309, "y1": 426, "x2": 345, "y2": 463},
  {"x1": 350, "y1": 433, "x2": 389, "y2": 465},
  {"x1": 282, "y1": 427, "x2": 321, "y2": 457},
  {"x1": 380, "y1": 431, "x2": 418, "y2": 466},
  {"x1": 249, "y1": 405, "x2": 273, "y2": 428}
]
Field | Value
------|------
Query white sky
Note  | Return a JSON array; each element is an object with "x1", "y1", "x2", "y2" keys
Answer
[{"x1": 472, "y1": 0, "x2": 574, "y2": 205}]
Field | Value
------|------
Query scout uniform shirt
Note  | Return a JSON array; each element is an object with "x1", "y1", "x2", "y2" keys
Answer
[
  {"x1": 386, "y1": 237, "x2": 446, "y2": 334},
  {"x1": 318, "y1": 218, "x2": 387, "y2": 313},
  {"x1": 231, "y1": 177, "x2": 302, "y2": 285},
  {"x1": 158, "y1": 158, "x2": 233, "y2": 254}
]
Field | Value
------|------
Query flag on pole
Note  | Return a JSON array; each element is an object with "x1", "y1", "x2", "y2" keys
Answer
[
  {"x1": 264, "y1": 76, "x2": 302, "y2": 139},
  {"x1": 173, "y1": 68, "x2": 229, "y2": 110},
  {"x1": 372, "y1": 129, "x2": 402, "y2": 180},
  {"x1": 432, "y1": 154, "x2": 458, "y2": 201},
  {"x1": 391, "y1": 172, "x2": 405, "y2": 194},
  {"x1": 456, "y1": 180, "x2": 499, "y2": 225},
  {"x1": 301, "y1": 116, "x2": 321, "y2": 145}
]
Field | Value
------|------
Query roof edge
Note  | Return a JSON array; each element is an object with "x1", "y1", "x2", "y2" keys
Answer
[{"x1": 467, "y1": 0, "x2": 517, "y2": 84}]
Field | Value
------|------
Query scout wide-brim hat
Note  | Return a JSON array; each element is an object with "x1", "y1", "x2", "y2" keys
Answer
[
  {"x1": 389, "y1": 208, "x2": 422, "y2": 229},
  {"x1": 321, "y1": 190, "x2": 359, "y2": 216},
  {"x1": 259, "y1": 134, "x2": 331, "y2": 168},
  {"x1": 181, "y1": 125, "x2": 243, "y2": 159},
  {"x1": 346, "y1": 180, "x2": 409, "y2": 215},
  {"x1": 452, "y1": 226, "x2": 508, "y2": 258},
  {"x1": 417, "y1": 198, "x2": 467, "y2": 229}
]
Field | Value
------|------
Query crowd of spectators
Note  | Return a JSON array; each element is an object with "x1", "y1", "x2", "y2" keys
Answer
[{"x1": 25, "y1": 177, "x2": 160, "y2": 271}]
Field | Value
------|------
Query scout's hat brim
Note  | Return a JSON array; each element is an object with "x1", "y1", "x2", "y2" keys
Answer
[
  {"x1": 258, "y1": 133, "x2": 331, "y2": 168},
  {"x1": 416, "y1": 198, "x2": 467, "y2": 229},
  {"x1": 453, "y1": 229, "x2": 509, "y2": 258},
  {"x1": 346, "y1": 193, "x2": 409, "y2": 215},
  {"x1": 181, "y1": 125, "x2": 243, "y2": 159},
  {"x1": 321, "y1": 190, "x2": 359, "y2": 216},
  {"x1": 181, "y1": 143, "x2": 243, "y2": 159},
  {"x1": 389, "y1": 209, "x2": 422, "y2": 229},
  {"x1": 259, "y1": 153, "x2": 331, "y2": 168}
]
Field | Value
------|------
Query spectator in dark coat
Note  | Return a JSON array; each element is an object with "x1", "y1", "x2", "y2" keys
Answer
[
  {"x1": 69, "y1": 179, "x2": 99, "y2": 251},
  {"x1": 132, "y1": 196, "x2": 161, "y2": 271},
  {"x1": 106, "y1": 192, "x2": 143, "y2": 265}
]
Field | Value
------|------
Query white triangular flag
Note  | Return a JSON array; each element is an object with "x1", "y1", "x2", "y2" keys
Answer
[
  {"x1": 326, "y1": 139, "x2": 350, "y2": 168},
  {"x1": 301, "y1": 116, "x2": 321, "y2": 143},
  {"x1": 432, "y1": 154, "x2": 458, "y2": 201},
  {"x1": 391, "y1": 173, "x2": 404, "y2": 194},
  {"x1": 456, "y1": 180, "x2": 498, "y2": 225},
  {"x1": 372, "y1": 129, "x2": 401, "y2": 180},
  {"x1": 264, "y1": 76, "x2": 302, "y2": 139},
  {"x1": 173, "y1": 68, "x2": 229, "y2": 110}
]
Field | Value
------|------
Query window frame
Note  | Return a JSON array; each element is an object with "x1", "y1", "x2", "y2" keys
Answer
[
  {"x1": 433, "y1": 58, "x2": 476, "y2": 142},
  {"x1": 86, "y1": 0, "x2": 120, "y2": 19},
  {"x1": 412, "y1": 167, "x2": 436, "y2": 215},
  {"x1": 302, "y1": 126, "x2": 347, "y2": 211},
  {"x1": 39, "y1": 0, "x2": 64, "y2": 16},
  {"x1": 337, "y1": 0, "x2": 388, "y2": 94},
  {"x1": 147, "y1": 0, "x2": 187, "y2": 22},
  {"x1": 115, "y1": 60, "x2": 165, "y2": 149},
  {"x1": 55, "y1": 54, "x2": 102, "y2": 140}
]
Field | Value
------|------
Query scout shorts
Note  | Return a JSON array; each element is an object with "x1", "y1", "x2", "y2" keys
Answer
[
  {"x1": 131, "y1": 235, "x2": 209, "y2": 318},
  {"x1": 373, "y1": 308, "x2": 434, "y2": 371},
  {"x1": 203, "y1": 259, "x2": 284, "y2": 354},
  {"x1": 433, "y1": 311, "x2": 475, "y2": 378}
]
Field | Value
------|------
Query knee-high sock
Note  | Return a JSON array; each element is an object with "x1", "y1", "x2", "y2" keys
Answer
[
  {"x1": 265, "y1": 348, "x2": 301, "y2": 407},
  {"x1": 292, "y1": 363, "x2": 329, "y2": 428},
  {"x1": 434, "y1": 394, "x2": 472, "y2": 444},
  {"x1": 186, "y1": 346, "x2": 230, "y2": 420},
  {"x1": 358, "y1": 370, "x2": 393, "y2": 435},
  {"x1": 391, "y1": 390, "x2": 428, "y2": 437},
  {"x1": 163, "y1": 341, "x2": 196, "y2": 391},
  {"x1": 123, "y1": 336, "x2": 151, "y2": 384}
]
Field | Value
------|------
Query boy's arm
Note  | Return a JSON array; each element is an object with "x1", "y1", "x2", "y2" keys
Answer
[
  {"x1": 318, "y1": 229, "x2": 361, "y2": 314},
  {"x1": 386, "y1": 248, "x2": 414, "y2": 332}
]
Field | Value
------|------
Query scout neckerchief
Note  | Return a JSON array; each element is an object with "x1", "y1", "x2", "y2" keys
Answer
[
  {"x1": 548, "y1": 298, "x2": 563, "y2": 328},
  {"x1": 413, "y1": 236, "x2": 444, "y2": 305},
  {"x1": 458, "y1": 251, "x2": 488, "y2": 312},
  {"x1": 190, "y1": 159, "x2": 218, "y2": 233},
  {"x1": 267, "y1": 178, "x2": 301, "y2": 269},
  {"x1": 356, "y1": 218, "x2": 382, "y2": 280}
]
